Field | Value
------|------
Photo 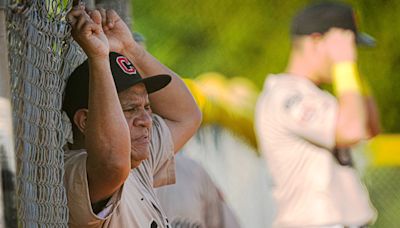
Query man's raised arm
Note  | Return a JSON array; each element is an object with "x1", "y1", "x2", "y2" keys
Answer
[
  {"x1": 67, "y1": 6, "x2": 131, "y2": 203},
  {"x1": 100, "y1": 10, "x2": 202, "y2": 152}
]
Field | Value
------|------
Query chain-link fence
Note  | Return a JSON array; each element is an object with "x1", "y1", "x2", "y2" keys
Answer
[
  {"x1": 2, "y1": 0, "x2": 400, "y2": 227},
  {"x1": 7, "y1": 0, "x2": 83, "y2": 226},
  {"x1": 364, "y1": 167, "x2": 400, "y2": 227}
]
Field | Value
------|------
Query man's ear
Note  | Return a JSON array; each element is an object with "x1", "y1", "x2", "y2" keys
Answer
[{"x1": 73, "y1": 109, "x2": 88, "y2": 134}]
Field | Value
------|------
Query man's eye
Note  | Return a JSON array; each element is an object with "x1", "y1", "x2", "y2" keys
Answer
[
  {"x1": 124, "y1": 108, "x2": 135, "y2": 112},
  {"x1": 145, "y1": 105, "x2": 151, "y2": 111}
]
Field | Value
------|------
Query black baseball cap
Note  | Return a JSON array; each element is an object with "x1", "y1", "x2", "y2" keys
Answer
[
  {"x1": 62, "y1": 52, "x2": 171, "y2": 119},
  {"x1": 291, "y1": 2, "x2": 375, "y2": 46}
]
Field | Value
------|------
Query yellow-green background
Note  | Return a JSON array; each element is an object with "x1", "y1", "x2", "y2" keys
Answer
[{"x1": 132, "y1": 1, "x2": 400, "y2": 227}]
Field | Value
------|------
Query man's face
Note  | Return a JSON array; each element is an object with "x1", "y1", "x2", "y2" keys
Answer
[{"x1": 118, "y1": 83, "x2": 152, "y2": 168}]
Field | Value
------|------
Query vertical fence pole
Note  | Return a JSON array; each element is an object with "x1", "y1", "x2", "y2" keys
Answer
[
  {"x1": 0, "y1": 0, "x2": 18, "y2": 227},
  {"x1": 95, "y1": 0, "x2": 132, "y2": 27}
]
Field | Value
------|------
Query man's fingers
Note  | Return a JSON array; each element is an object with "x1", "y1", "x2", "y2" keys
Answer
[
  {"x1": 66, "y1": 12, "x2": 78, "y2": 26},
  {"x1": 327, "y1": 28, "x2": 354, "y2": 39},
  {"x1": 67, "y1": 3, "x2": 86, "y2": 25},
  {"x1": 75, "y1": 12, "x2": 92, "y2": 31},
  {"x1": 86, "y1": 22, "x2": 102, "y2": 36},
  {"x1": 67, "y1": 10, "x2": 82, "y2": 25},
  {"x1": 96, "y1": 8, "x2": 107, "y2": 27},
  {"x1": 75, "y1": 14, "x2": 87, "y2": 31},
  {"x1": 324, "y1": 28, "x2": 357, "y2": 62},
  {"x1": 106, "y1": 9, "x2": 118, "y2": 28},
  {"x1": 89, "y1": 10, "x2": 102, "y2": 26},
  {"x1": 69, "y1": 3, "x2": 85, "y2": 16}
]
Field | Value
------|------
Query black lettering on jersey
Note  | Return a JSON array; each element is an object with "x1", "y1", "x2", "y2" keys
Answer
[
  {"x1": 285, "y1": 94, "x2": 302, "y2": 110},
  {"x1": 150, "y1": 220, "x2": 158, "y2": 228},
  {"x1": 285, "y1": 93, "x2": 323, "y2": 125}
]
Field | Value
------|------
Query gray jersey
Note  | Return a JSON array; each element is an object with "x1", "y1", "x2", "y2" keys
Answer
[
  {"x1": 255, "y1": 74, "x2": 375, "y2": 227},
  {"x1": 155, "y1": 153, "x2": 241, "y2": 228},
  {"x1": 65, "y1": 114, "x2": 175, "y2": 228}
]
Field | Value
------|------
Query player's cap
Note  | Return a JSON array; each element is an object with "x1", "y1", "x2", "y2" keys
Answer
[
  {"x1": 63, "y1": 52, "x2": 171, "y2": 119},
  {"x1": 291, "y1": 2, "x2": 375, "y2": 46}
]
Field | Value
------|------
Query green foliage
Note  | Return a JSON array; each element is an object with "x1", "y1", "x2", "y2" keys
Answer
[
  {"x1": 350, "y1": 0, "x2": 400, "y2": 133},
  {"x1": 364, "y1": 167, "x2": 400, "y2": 228},
  {"x1": 132, "y1": 0, "x2": 400, "y2": 133},
  {"x1": 132, "y1": 1, "x2": 400, "y2": 226}
]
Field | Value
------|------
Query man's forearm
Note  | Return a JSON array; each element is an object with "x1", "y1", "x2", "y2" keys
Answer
[
  {"x1": 85, "y1": 57, "x2": 131, "y2": 202},
  {"x1": 333, "y1": 62, "x2": 369, "y2": 147},
  {"x1": 86, "y1": 57, "x2": 130, "y2": 156},
  {"x1": 364, "y1": 96, "x2": 380, "y2": 138},
  {"x1": 121, "y1": 42, "x2": 201, "y2": 151},
  {"x1": 336, "y1": 92, "x2": 367, "y2": 147}
]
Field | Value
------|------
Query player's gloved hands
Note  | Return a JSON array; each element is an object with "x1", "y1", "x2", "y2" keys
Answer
[
  {"x1": 323, "y1": 28, "x2": 357, "y2": 63},
  {"x1": 96, "y1": 8, "x2": 136, "y2": 55},
  {"x1": 67, "y1": 4, "x2": 109, "y2": 59}
]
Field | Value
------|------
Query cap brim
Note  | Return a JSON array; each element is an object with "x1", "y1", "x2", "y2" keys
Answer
[
  {"x1": 141, "y1": 74, "x2": 172, "y2": 94},
  {"x1": 357, "y1": 32, "x2": 376, "y2": 47}
]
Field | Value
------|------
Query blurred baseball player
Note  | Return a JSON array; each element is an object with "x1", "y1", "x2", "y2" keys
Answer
[
  {"x1": 255, "y1": 2, "x2": 380, "y2": 227},
  {"x1": 155, "y1": 153, "x2": 241, "y2": 228},
  {"x1": 63, "y1": 4, "x2": 201, "y2": 227}
]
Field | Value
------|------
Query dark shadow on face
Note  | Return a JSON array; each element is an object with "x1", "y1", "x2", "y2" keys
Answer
[{"x1": 118, "y1": 83, "x2": 153, "y2": 168}]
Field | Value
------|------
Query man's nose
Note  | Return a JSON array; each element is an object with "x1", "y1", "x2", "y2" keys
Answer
[{"x1": 134, "y1": 110, "x2": 152, "y2": 127}]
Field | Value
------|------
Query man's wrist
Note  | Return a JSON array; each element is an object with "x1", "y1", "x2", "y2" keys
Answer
[
  {"x1": 87, "y1": 55, "x2": 110, "y2": 67},
  {"x1": 332, "y1": 61, "x2": 362, "y2": 96},
  {"x1": 88, "y1": 54, "x2": 109, "y2": 60},
  {"x1": 121, "y1": 40, "x2": 145, "y2": 62}
]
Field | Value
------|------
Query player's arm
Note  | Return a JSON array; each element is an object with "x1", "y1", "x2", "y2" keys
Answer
[
  {"x1": 99, "y1": 9, "x2": 202, "y2": 153},
  {"x1": 127, "y1": 47, "x2": 202, "y2": 153},
  {"x1": 335, "y1": 92, "x2": 366, "y2": 147},
  {"x1": 361, "y1": 83, "x2": 380, "y2": 138},
  {"x1": 67, "y1": 6, "x2": 131, "y2": 204},
  {"x1": 324, "y1": 28, "x2": 368, "y2": 148}
]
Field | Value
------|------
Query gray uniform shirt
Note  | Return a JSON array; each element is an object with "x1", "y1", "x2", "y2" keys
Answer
[
  {"x1": 64, "y1": 114, "x2": 175, "y2": 228},
  {"x1": 255, "y1": 74, "x2": 375, "y2": 227},
  {"x1": 155, "y1": 153, "x2": 241, "y2": 228}
]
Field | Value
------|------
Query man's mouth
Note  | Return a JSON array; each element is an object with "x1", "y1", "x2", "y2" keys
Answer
[{"x1": 133, "y1": 135, "x2": 149, "y2": 144}]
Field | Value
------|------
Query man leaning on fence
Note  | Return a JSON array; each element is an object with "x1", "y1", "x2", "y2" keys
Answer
[
  {"x1": 255, "y1": 2, "x2": 380, "y2": 227},
  {"x1": 62, "y1": 4, "x2": 201, "y2": 227}
]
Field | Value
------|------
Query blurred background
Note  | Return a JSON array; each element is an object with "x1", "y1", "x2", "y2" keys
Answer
[
  {"x1": 131, "y1": 0, "x2": 400, "y2": 227},
  {"x1": 2, "y1": 0, "x2": 399, "y2": 227}
]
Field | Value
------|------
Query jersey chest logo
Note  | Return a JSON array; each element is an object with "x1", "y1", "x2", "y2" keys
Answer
[
  {"x1": 151, "y1": 220, "x2": 158, "y2": 228},
  {"x1": 150, "y1": 220, "x2": 171, "y2": 228}
]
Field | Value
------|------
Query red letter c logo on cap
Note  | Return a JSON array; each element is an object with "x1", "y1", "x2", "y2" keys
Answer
[{"x1": 116, "y1": 56, "x2": 137, "y2": 75}]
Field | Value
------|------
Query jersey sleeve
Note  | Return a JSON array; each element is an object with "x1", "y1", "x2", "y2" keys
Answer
[
  {"x1": 149, "y1": 114, "x2": 176, "y2": 188},
  {"x1": 276, "y1": 88, "x2": 338, "y2": 150},
  {"x1": 201, "y1": 168, "x2": 241, "y2": 228},
  {"x1": 221, "y1": 201, "x2": 241, "y2": 228},
  {"x1": 64, "y1": 150, "x2": 123, "y2": 227}
]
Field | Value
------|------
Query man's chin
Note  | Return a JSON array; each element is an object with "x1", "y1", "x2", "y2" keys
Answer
[
  {"x1": 130, "y1": 160, "x2": 142, "y2": 169},
  {"x1": 130, "y1": 149, "x2": 150, "y2": 169}
]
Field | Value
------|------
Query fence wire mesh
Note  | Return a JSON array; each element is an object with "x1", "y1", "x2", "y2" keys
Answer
[
  {"x1": 7, "y1": 0, "x2": 84, "y2": 226},
  {"x1": 363, "y1": 167, "x2": 400, "y2": 228}
]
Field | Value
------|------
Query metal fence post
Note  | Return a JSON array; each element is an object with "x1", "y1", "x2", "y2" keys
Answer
[{"x1": 0, "y1": 0, "x2": 18, "y2": 227}]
